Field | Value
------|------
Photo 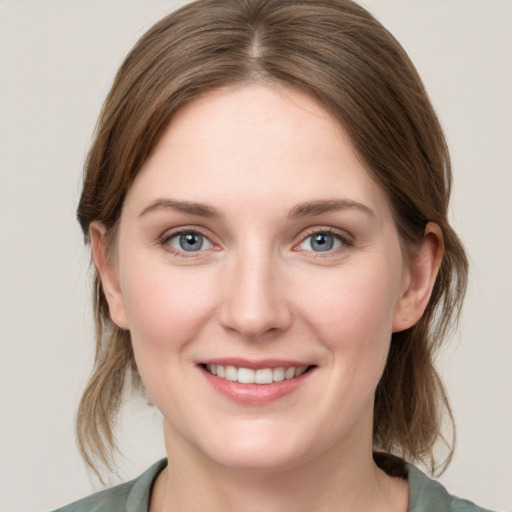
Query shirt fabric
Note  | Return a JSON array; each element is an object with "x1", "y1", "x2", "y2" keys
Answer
[{"x1": 52, "y1": 458, "x2": 493, "y2": 512}]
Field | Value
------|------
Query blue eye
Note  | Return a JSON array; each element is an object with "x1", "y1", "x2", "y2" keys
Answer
[
  {"x1": 299, "y1": 232, "x2": 344, "y2": 252},
  {"x1": 168, "y1": 232, "x2": 212, "y2": 252}
]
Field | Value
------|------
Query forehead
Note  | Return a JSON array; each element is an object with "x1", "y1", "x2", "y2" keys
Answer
[{"x1": 123, "y1": 84, "x2": 391, "y2": 219}]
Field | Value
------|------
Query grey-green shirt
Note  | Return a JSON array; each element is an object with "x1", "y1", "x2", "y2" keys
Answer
[{"x1": 52, "y1": 459, "x2": 493, "y2": 512}]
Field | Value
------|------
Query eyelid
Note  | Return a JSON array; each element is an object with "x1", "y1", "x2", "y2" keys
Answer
[
  {"x1": 294, "y1": 227, "x2": 354, "y2": 252},
  {"x1": 158, "y1": 225, "x2": 353, "y2": 256},
  {"x1": 159, "y1": 226, "x2": 218, "y2": 257}
]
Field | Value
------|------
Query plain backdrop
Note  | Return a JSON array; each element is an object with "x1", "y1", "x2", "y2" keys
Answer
[{"x1": 1, "y1": 1, "x2": 510, "y2": 511}]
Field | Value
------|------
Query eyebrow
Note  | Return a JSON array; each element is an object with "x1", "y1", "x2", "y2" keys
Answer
[
  {"x1": 138, "y1": 197, "x2": 374, "y2": 220},
  {"x1": 138, "y1": 199, "x2": 221, "y2": 219},
  {"x1": 288, "y1": 199, "x2": 375, "y2": 219}
]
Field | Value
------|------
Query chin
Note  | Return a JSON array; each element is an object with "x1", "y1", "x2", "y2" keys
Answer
[
  {"x1": 188, "y1": 420, "x2": 330, "y2": 473},
  {"x1": 207, "y1": 443, "x2": 309, "y2": 473}
]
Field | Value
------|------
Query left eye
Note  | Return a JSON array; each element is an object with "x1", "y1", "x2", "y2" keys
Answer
[
  {"x1": 167, "y1": 232, "x2": 213, "y2": 252},
  {"x1": 298, "y1": 232, "x2": 343, "y2": 252}
]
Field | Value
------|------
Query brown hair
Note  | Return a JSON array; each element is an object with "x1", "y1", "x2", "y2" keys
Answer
[{"x1": 76, "y1": 0, "x2": 468, "y2": 479}]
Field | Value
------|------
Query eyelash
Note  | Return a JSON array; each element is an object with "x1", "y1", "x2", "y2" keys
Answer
[
  {"x1": 296, "y1": 228, "x2": 354, "y2": 254},
  {"x1": 159, "y1": 227, "x2": 354, "y2": 258},
  {"x1": 160, "y1": 228, "x2": 214, "y2": 258}
]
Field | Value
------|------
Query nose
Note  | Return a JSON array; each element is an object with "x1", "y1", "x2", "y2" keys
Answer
[{"x1": 218, "y1": 250, "x2": 292, "y2": 340}]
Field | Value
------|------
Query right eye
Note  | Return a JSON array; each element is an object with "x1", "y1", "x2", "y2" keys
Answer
[{"x1": 165, "y1": 231, "x2": 213, "y2": 253}]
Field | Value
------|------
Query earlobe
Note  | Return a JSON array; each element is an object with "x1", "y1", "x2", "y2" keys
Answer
[
  {"x1": 89, "y1": 221, "x2": 129, "y2": 330},
  {"x1": 392, "y1": 222, "x2": 444, "y2": 333}
]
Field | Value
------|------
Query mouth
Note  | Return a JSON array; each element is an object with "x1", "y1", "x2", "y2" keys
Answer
[
  {"x1": 199, "y1": 360, "x2": 316, "y2": 404},
  {"x1": 201, "y1": 363, "x2": 315, "y2": 384}
]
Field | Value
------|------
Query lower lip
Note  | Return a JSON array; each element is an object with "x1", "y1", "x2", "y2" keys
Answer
[{"x1": 200, "y1": 367, "x2": 313, "y2": 404}]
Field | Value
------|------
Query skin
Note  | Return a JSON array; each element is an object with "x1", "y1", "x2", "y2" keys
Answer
[{"x1": 91, "y1": 84, "x2": 442, "y2": 512}]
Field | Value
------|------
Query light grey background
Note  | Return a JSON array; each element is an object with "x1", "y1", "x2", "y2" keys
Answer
[{"x1": 1, "y1": 1, "x2": 510, "y2": 511}]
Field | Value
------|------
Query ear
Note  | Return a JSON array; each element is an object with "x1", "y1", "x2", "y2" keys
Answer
[
  {"x1": 89, "y1": 221, "x2": 129, "y2": 330},
  {"x1": 392, "y1": 222, "x2": 444, "y2": 332}
]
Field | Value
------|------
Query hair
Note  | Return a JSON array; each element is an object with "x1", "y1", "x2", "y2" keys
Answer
[{"x1": 76, "y1": 0, "x2": 468, "y2": 480}]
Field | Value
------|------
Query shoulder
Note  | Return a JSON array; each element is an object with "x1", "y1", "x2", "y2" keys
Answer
[
  {"x1": 406, "y1": 464, "x2": 495, "y2": 512},
  {"x1": 50, "y1": 459, "x2": 167, "y2": 512}
]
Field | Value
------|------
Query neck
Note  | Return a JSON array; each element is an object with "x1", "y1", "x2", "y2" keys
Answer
[{"x1": 152, "y1": 421, "x2": 408, "y2": 512}]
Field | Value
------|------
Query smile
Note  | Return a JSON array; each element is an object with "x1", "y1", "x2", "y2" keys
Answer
[{"x1": 204, "y1": 364, "x2": 311, "y2": 384}]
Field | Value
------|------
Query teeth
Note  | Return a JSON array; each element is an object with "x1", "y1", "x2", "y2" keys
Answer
[
  {"x1": 225, "y1": 365, "x2": 237, "y2": 381},
  {"x1": 237, "y1": 367, "x2": 255, "y2": 384},
  {"x1": 285, "y1": 367, "x2": 295, "y2": 380},
  {"x1": 255, "y1": 368, "x2": 273, "y2": 384},
  {"x1": 295, "y1": 366, "x2": 308, "y2": 377},
  {"x1": 205, "y1": 364, "x2": 310, "y2": 384},
  {"x1": 273, "y1": 367, "x2": 285, "y2": 382}
]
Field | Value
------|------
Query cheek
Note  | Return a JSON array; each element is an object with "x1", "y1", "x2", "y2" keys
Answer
[
  {"x1": 300, "y1": 263, "x2": 401, "y2": 340},
  {"x1": 119, "y1": 258, "x2": 216, "y2": 362},
  {"x1": 296, "y1": 259, "x2": 403, "y2": 387}
]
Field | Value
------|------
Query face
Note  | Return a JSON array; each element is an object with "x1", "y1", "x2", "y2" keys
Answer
[{"x1": 95, "y1": 84, "x2": 429, "y2": 472}]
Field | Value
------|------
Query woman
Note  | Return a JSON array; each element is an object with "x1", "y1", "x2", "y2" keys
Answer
[{"x1": 54, "y1": 0, "x2": 493, "y2": 510}]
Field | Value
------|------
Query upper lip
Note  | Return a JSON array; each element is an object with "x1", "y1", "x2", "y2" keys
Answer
[{"x1": 199, "y1": 358, "x2": 314, "y2": 370}]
